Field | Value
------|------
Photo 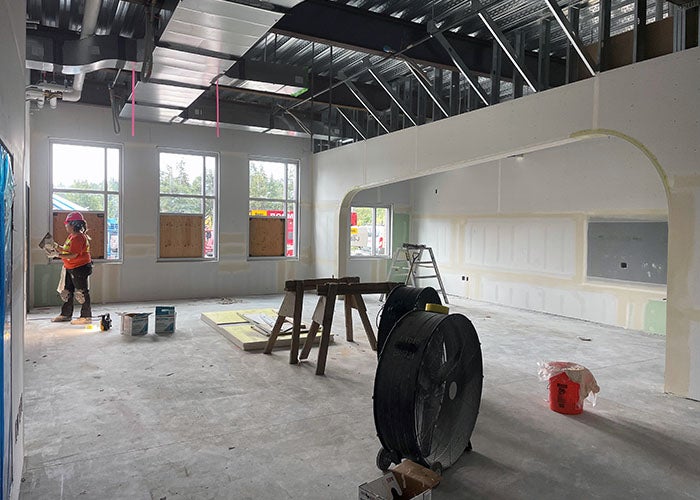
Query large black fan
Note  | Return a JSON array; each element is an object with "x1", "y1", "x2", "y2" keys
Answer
[
  {"x1": 373, "y1": 310, "x2": 483, "y2": 473},
  {"x1": 376, "y1": 285, "x2": 441, "y2": 357}
]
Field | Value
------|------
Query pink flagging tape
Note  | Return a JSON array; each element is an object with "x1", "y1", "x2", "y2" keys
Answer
[
  {"x1": 131, "y1": 68, "x2": 135, "y2": 137},
  {"x1": 216, "y1": 80, "x2": 220, "y2": 138}
]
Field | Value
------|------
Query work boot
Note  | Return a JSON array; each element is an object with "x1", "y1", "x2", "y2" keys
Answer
[
  {"x1": 70, "y1": 317, "x2": 92, "y2": 325},
  {"x1": 51, "y1": 315, "x2": 71, "y2": 322}
]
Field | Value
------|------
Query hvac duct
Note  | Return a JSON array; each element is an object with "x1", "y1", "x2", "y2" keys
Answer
[{"x1": 62, "y1": 0, "x2": 102, "y2": 102}]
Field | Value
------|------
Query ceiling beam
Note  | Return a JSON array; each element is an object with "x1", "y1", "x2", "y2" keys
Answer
[{"x1": 272, "y1": 0, "x2": 567, "y2": 85}]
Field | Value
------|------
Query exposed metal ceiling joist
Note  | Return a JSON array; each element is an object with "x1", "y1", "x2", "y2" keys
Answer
[
  {"x1": 343, "y1": 77, "x2": 391, "y2": 133},
  {"x1": 544, "y1": 0, "x2": 598, "y2": 76},
  {"x1": 427, "y1": 21, "x2": 490, "y2": 106},
  {"x1": 473, "y1": 5, "x2": 540, "y2": 92},
  {"x1": 365, "y1": 58, "x2": 418, "y2": 126},
  {"x1": 272, "y1": 0, "x2": 567, "y2": 85},
  {"x1": 403, "y1": 59, "x2": 450, "y2": 118},
  {"x1": 336, "y1": 107, "x2": 368, "y2": 140}
]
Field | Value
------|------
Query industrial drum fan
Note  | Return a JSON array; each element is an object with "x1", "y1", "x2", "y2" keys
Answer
[
  {"x1": 376, "y1": 285, "x2": 442, "y2": 357},
  {"x1": 373, "y1": 306, "x2": 483, "y2": 474}
]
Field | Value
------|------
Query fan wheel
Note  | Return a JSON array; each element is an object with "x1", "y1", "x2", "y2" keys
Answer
[
  {"x1": 373, "y1": 310, "x2": 483, "y2": 472},
  {"x1": 376, "y1": 448, "x2": 393, "y2": 472}
]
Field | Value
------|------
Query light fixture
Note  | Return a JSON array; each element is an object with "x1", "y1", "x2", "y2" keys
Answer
[
  {"x1": 478, "y1": 12, "x2": 538, "y2": 92},
  {"x1": 543, "y1": 0, "x2": 596, "y2": 76}
]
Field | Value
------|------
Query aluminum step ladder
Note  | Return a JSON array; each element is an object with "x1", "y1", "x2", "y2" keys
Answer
[{"x1": 382, "y1": 243, "x2": 449, "y2": 304}]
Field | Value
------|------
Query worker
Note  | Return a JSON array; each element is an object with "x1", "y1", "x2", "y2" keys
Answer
[{"x1": 52, "y1": 211, "x2": 93, "y2": 324}]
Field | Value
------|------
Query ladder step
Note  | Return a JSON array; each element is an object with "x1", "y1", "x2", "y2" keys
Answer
[{"x1": 414, "y1": 275, "x2": 438, "y2": 279}]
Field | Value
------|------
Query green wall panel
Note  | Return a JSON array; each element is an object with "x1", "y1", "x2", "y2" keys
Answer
[
  {"x1": 33, "y1": 264, "x2": 63, "y2": 307},
  {"x1": 644, "y1": 299, "x2": 666, "y2": 335}
]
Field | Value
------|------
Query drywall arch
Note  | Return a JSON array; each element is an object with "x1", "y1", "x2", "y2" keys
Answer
[{"x1": 313, "y1": 47, "x2": 699, "y2": 398}]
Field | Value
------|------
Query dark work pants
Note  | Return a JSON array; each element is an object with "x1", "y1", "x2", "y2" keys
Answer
[{"x1": 60, "y1": 263, "x2": 92, "y2": 318}]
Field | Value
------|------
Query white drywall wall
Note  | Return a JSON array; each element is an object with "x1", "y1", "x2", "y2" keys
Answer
[
  {"x1": 312, "y1": 47, "x2": 700, "y2": 399},
  {"x1": 406, "y1": 139, "x2": 666, "y2": 326},
  {"x1": 29, "y1": 104, "x2": 312, "y2": 304},
  {"x1": 0, "y1": 0, "x2": 27, "y2": 497}
]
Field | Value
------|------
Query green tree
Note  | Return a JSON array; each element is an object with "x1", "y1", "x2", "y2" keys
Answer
[
  {"x1": 354, "y1": 207, "x2": 373, "y2": 226},
  {"x1": 249, "y1": 164, "x2": 285, "y2": 200},
  {"x1": 159, "y1": 159, "x2": 208, "y2": 214}
]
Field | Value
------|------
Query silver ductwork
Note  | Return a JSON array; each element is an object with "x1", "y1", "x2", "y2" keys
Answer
[
  {"x1": 26, "y1": 0, "x2": 104, "y2": 105},
  {"x1": 62, "y1": 0, "x2": 102, "y2": 102}
]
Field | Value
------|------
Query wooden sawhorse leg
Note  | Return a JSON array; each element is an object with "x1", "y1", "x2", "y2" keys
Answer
[
  {"x1": 351, "y1": 294, "x2": 378, "y2": 351},
  {"x1": 263, "y1": 315, "x2": 288, "y2": 355},
  {"x1": 344, "y1": 294, "x2": 354, "y2": 342},
  {"x1": 289, "y1": 281, "x2": 304, "y2": 364},
  {"x1": 299, "y1": 320, "x2": 321, "y2": 360},
  {"x1": 316, "y1": 283, "x2": 338, "y2": 375}
]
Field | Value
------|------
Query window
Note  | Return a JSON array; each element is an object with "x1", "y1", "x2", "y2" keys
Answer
[
  {"x1": 158, "y1": 150, "x2": 217, "y2": 259},
  {"x1": 51, "y1": 141, "x2": 121, "y2": 260},
  {"x1": 248, "y1": 158, "x2": 298, "y2": 257},
  {"x1": 350, "y1": 206, "x2": 390, "y2": 257}
]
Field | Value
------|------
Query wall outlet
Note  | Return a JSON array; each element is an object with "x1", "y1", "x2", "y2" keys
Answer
[{"x1": 461, "y1": 275, "x2": 468, "y2": 281}]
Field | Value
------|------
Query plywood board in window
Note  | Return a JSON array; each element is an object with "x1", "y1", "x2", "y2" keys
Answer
[
  {"x1": 160, "y1": 214, "x2": 203, "y2": 258},
  {"x1": 249, "y1": 217, "x2": 285, "y2": 257},
  {"x1": 53, "y1": 211, "x2": 105, "y2": 260}
]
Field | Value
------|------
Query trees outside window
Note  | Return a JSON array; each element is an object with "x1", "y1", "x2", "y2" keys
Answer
[
  {"x1": 158, "y1": 150, "x2": 217, "y2": 259},
  {"x1": 350, "y1": 206, "x2": 390, "y2": 257},
  {"x1": 51, "y1": 141, "x2": 121, "y2": 260},
  {"x1": 249, "y1": 158, "x2": 298, "y2": 257}
]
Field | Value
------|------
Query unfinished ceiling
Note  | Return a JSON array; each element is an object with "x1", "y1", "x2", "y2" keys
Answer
[{"x1": 26, "y1": 0, "x2": 694, "y2": 150}]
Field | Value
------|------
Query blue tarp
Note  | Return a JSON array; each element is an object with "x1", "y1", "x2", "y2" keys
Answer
[{"x1": 0, "y1": 144, "x2": 15, "y2": 498}]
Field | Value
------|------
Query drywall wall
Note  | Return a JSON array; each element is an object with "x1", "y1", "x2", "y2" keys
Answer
[
  {"x1": 406, "y1": 140, "x2": 666, "y2": 329},
  {"x1": 29, "y1": 104, "x2": 312, "y2": 304},
  {"x1": 0, "y1": 0, "x2": 27, "y2": 497},
  {"x1": 312, "y1": 47, "x2": 700, "y2": 399}
]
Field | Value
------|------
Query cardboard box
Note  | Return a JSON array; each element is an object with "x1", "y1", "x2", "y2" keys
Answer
[
  {"x1": 359, "y1": 460, "x2": 440, "y2": 500},
  {"x1": 155, "y1": 306, "x2": 176, "y2": 334},
  {"x1": 120, "y1": 313, "x2": 151, "y2": 336}
]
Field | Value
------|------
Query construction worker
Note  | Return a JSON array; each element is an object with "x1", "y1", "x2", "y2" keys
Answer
[{"x1": 52, "y1": 211, "x2": 93, "y2": 324}]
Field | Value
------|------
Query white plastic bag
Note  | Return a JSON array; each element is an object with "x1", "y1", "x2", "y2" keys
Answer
[{"x1": 538, "y1": 361, "x2": 600, "y2": 407}]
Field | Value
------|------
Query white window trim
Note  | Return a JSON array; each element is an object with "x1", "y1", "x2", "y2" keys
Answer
[
  {"x1": 248, "y1": 156, "x2": 300, "y2": 260},
  {"x1": 49, "y1": 138, "x2": 123, "y2": 263},
  {"x1": 349, "y1": 205, "x2": 392, "y2": 259}
]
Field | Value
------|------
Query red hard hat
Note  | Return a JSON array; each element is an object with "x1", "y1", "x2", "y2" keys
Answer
[{"x1": 65, "y1": 211, "x2": 85, "y2": 223}]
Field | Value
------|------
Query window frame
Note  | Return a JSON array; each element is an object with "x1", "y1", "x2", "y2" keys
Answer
[
  {"x1": 49, "y1": 138, "x2": 123, "y2": 263},
  {"x1": 248, "y1": 156, "x2": 299, "y2": 260},
  {"x1": 349, "y1": 205, "x2": 392, "y2": 259},
  {"x1": 157, "y1": 147, "x2": 219, "y2": 262}
]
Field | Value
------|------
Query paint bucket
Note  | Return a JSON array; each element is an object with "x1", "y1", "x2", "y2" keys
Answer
[{"x1": 549, "y1": 372, "x2": 583, "y2": 415}]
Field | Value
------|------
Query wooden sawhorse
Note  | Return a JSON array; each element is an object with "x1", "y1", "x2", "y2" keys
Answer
[
  {"x1": 300, "y1": 282, "x2": 401, "y2": 375},
  {"x1": 263, "y1": 277, "x2": 359, "y2": 364}
]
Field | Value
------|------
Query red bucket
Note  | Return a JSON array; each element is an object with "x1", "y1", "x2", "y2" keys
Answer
[{"x1": 549, "y1": 372, "x2": 583, "y2": 415}]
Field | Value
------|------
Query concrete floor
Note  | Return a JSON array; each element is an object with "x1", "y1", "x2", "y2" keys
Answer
[{"x1": 19, "y1": 295, "x2": 700, "y2": 499}]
